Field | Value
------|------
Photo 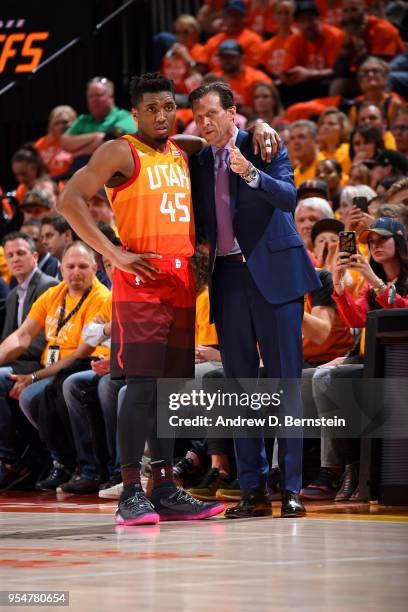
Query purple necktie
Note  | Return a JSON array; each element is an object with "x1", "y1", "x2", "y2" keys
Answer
[{"x1": 215, "y1": 148, "x2": 234, "y2": 256}]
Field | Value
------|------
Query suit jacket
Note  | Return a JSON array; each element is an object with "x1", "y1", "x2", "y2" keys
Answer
[
  {"x1": 2, "y1": 269, "x2": 59, "y2": 374},
  {"x1": 190, "y1": 130, "x2": 321, "y2": 315}
]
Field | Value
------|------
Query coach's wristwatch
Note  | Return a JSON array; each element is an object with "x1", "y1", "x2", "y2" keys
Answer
[{"x1": 241, "y1": 162, "x2": 259, "y2": 183}]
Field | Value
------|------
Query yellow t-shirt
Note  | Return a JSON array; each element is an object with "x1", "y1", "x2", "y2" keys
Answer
[
  {"x1": 28, "y1": 278, "x2": 111, "y2": 364},
  {"x1": 294, "y1": 152, "x2": 326, "y2": 187},
  {"x1": 195, "y1": 288, "x2": 218, "y2": 346},
  {"x1": 0, "y1": 247, "x2": 10, "y2": 284},
  {"x1": 320, "y1": 143, "x2": 351, "y2": 175}
]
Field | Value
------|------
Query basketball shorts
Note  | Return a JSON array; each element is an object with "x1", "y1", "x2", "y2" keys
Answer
[{"x1": 111, "y1": 256, "x2": 195, "y2": 379}]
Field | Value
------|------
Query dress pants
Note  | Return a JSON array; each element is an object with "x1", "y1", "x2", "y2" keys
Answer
[{"x1": 212, "y1": 259, "x2": 304, "y2": 493}]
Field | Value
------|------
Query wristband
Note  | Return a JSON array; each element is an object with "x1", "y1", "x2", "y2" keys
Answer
[
  {"x1": 31, "y1": 371, "x2": 39, "y2": 384},
  {"x1": 373, "y1": 282, "x2": 387, "y2": 295}
]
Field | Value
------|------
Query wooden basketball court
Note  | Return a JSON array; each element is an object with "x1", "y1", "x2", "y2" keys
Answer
[{"x1": 1, "y1": 492, "x2": 407, "y2": 611}]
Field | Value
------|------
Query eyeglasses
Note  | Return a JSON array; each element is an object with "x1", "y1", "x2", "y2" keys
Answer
[
  {"x1": 359, "y1": 68, "x2": 384, "y2": 77},
  {"x1": 392, "y1": 124, "x2": 408, "y2": 132}
]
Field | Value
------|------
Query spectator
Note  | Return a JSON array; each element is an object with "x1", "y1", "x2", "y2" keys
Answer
[
  {"x1": 247, "y1": 0, "x2": 279, "y2": 38},
  {"x1": 11, "y1": 144, "x2": 56, "y2": 205},
  {"x1": 347, "y1": 57, "x2": 404, "y2": 129},
  {"x1": 317, "y1": 107, "x2": 351, "y2": 173},
  {"x1": 347, "y1": 161, "x2": 371, "y2": 186},
  {"x1": 326, "y1": 216, "x2": 408, "y2": 500},
  {"x1": 60, "y1": 251, "x2": 117, "y2": 494},
  {"x1": 199, "y1": 1, "x2": 264, "y2": 72},
  {"x1": 0, "y1": 242, "x2": 110, "y2": 492},
  {"x1": 356, "y1": 100, "x2": 397, "y2": 150},
  {"x1": 251, "y1": 82, "x2": 283, "y2": 127},
  {"x1": 197, "y1": 0, "x2": 226, "y2": 36},
  {"x1": 86, "y1": 189, "x2": 116, "y2": 230},
  {"x1": 375, "y1": 203, "x2": 408, "y2": 230},
  {"x1": 289, "y1": 120, "x2": 325, "y2": 186},
  {"x1": 371, "y1": 150, "x2": 408, "y2": 190},
  {"x1": 40, "y1": 215, "x2": 75, "y2": 268},
  {"x1": 10, "y1": 220, "x2": 59, "y2": 284},
  {"x1": 282, "y1": 1, "x2": 345, "y2": 101},
  {"x1": 340, "y1": 0, "x2": 404, "y2": 62},
  {"x1": 213, "y1": 39, "x2": 272, "y2": 111},
  {"x1": 315, "y1": 159, "x2": 343, "y2": 211},
  {"x1": 260, "y1": 0, "x2": 296, "y2": 80},
  {"x1": 0, "y1": 232, "x2": 57, "y2": 491},
  {"x1": 349, "y1": 125, "x2": 384, "y2": 164},
  {"x1": 61, "y1": 77, "x2": 136, "y2": 171},
  {"x1": 391, "y1": 106, "x2": 408, "y2": 160},
  {"x1": 295, "y1": 197, "x2": 334, "y2": 251},
  {"x1": 338, "y1": 184, "x2": 376, "y2": 228},
  {"x1": 20, "y1": 189, "x2": 55, "y2": 223},
  {"x1": 35, "y1": 106, "x2": 77, "y2": 178},
  {"x1": 160, "y1": 15, "x2": 204, "y2": 98},
  {"x1": 297, "y1": 179, "x2": 330, "y2": 202},
  {"x1": 386, "y1": 177, "x2": 408, "y2": 205},
  {"x1": 303, "y1": 218, "x2": 354, "y2": 365}
]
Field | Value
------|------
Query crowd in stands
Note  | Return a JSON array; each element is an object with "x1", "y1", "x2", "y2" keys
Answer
[{"x1": 0, "y1": 0, "x2": 407, "y2": 504}]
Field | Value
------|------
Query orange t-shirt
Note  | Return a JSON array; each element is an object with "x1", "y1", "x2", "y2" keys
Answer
[
  {"x1": 283, "y1": 23, "x2": 345, "y2": 71},
  {"x1": 315, "y1": 0, "x2": 343, "y2": 27},
  {"x1": 261, "y1": 34, "x2": 293, "y2": 75},
  {"x1": 35, "y1": 136, "x2": 73, "y2": 177},
  {"x1": 247, "y1": 5, "x2": 277, "y2": 37},
  {"x1": 364, "y1": 15, "x2": 404, "y2": 58},
  {"x1": 105, "y1": 135, "x2": 195, "y2": 258},
  {"x1": 213, "y1": 65, "x2": 272, "y2": 107},
  {"x1": 201, "y1": 29, "x2": 264, "y2": 71},
  {"x1": 161, "y1": 44, "x2": 204, "y2": 94}
]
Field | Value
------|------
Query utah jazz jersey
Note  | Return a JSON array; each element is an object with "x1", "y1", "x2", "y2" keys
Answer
[{"x1": 105, "y1": 134, "x2": 195, "y2": 257}]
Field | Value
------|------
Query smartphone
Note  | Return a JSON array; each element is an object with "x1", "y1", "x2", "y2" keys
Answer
[
  {"x1": 353, "y1": 196, "x2": 368, "y2": 213},
  {"x1": 339, "y1": 231, "x2": 357, "y2": 257}
]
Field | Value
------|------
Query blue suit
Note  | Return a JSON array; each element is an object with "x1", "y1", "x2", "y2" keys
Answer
[{"x1": 190, "y1": 130, "x2": 321, "y2": 493}]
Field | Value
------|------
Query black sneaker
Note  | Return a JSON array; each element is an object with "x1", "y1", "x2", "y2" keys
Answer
[
  {"x1": 173, "y1": 450, "x2": 203, "y2": 487},
  {"x1": 300, "y1": 468, "x2": 341, "y2": 500},
  {"x1": 152, "y1": 486, "x2": 224, "y2": 521},
  {"x1": 36, "y1": 462, "x2": 72, "y2": 491},
  {"x1": 115, "y1": 485, "x2": 159, "y2": 526},
  {"x1": 0, "y1": 460, "x2": 31, "y2": 492},
  {"x1": 267, "y1": 467, "x2": 281, "y2": 501},
  {"x1": 57, "y1": 474, "x2": 102, "y2": 494}
]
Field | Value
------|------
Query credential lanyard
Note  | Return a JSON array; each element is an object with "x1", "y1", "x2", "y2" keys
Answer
[{"x1": 55, "y1": 286, "x2": 92, "y2": 338}]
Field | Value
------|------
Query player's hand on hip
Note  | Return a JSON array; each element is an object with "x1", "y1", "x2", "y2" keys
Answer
[
  {"x1": 251, "y1": 121, "x2": 280, "y2": 162},
  {"x1": 111, "y1": 248, "x2": 162, "y2": 281},
  {"x1": 229, "y1": 140, "x2": 250, "y2": 175}
]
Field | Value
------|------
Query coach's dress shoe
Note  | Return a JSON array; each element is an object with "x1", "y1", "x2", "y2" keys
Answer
[
  {"x1": 225, "y1": 490, "x2": 272, "y2": 519},
  {"x1": 281, "y1": 491, "x2": 306, "y2": 518}
]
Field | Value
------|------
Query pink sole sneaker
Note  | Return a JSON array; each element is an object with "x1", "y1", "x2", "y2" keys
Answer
[
  {"x1": 115, "y1": 512, "x2": 160, "y2": 526},
  {"x1": 159, "y1": 503, "x2": 225, "y2": 521}
]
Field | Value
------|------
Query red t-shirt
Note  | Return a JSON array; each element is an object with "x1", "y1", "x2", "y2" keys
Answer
[{"x1": 364, "y1": 15, "x2": 404, "y2": 58}]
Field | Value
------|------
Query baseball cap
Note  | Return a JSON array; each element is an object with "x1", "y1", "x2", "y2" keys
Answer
[
  {"x1": 297, "y1": 179, "x2": 329, "y2": 201},
  {"x1": 224, "y1": 1, "x2": 246, "y2": 14},
  {"x1": 359, "y1": 217, "x2": 407, "y2": 244},
  {"x1": 21, "y1": 189, "x2": 53, "y2": 210},
  {"x1": 218, "y1": 39, "x2": 243, "y2": 56},
  {"x1": 373, "y1": 150, "x2": 408, "y2": 174},
  {"x1": 311, "y1": 218, "x2": 344, "y2": 244},
  {"x1": 294, "y1": 1, "x2": 319, "y2": 18}
]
